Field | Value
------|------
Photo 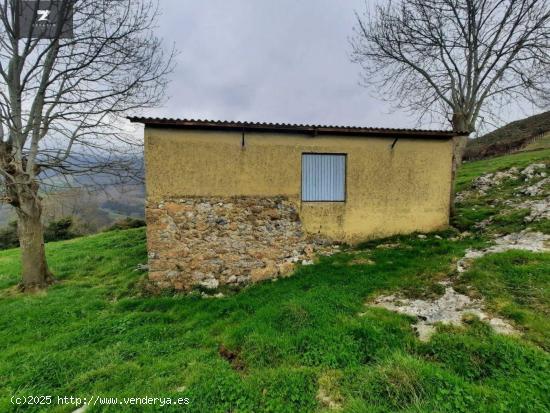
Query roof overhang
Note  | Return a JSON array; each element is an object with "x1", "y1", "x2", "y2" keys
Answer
[{"x1": 128, "y1": 117, "x2": 465, "y2": 139}]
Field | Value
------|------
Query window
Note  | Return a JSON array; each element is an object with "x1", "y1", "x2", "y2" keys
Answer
[{"x1": 301, "y1": 153, "x2": 346, "y2": 202}]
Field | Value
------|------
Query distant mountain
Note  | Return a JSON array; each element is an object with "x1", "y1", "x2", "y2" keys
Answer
[
  {"x1": 0, "y1": 153, "x2": 145, "y2": 231},
  {"x1": 464, "y1": 111, "x2": 550, "y2": 160}
]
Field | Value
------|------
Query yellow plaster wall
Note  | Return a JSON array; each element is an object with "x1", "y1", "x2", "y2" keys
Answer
[{"x1": 145, "y1": 128, "x2": 454, "y2": 243}]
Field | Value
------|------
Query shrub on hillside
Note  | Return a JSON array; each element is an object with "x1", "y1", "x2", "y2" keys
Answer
[
  {"x1": 106, "y1": 217, "x2": 146, "y2": 231},
  {"x1": 44, "y1": 217, "x2": 79, "y2": 242},
  {"x1": 0, "y1": 217, "x2": 80, "y2": 250}
]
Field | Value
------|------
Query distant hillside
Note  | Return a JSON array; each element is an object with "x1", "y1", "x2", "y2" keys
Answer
[
  {"x1": 464, "y1": 111, "x2": 550, "y2": 160},
  {"x1": 0, "y1": 154, "x2": 145, "y2": 231},
  {"x1": 0, "y1": 181, "x2": 145, "y2": 233}
]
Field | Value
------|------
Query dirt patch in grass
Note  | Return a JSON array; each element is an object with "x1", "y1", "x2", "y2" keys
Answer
[
  {"x1": 348, "y1": 257, "x2": 375, "y2": 266},
  {"x1": 218, "y1": 344, "x2": 246, "y2": 371},
  {"x1": 316, "y1": 371, "x2": 343, "y2": 411}
]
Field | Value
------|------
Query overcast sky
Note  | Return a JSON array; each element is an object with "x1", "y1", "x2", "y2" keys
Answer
[{"x1": 143, "y1": 0, "x2": 537, "y2": 131}]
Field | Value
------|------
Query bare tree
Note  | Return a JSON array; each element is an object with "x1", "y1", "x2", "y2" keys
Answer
[
  {"x1": 0, "y1": 0, "x2": 174, "y2": 290},
  {"x1": 351, "y1": 0, "x2": 549, "y2": 208}
]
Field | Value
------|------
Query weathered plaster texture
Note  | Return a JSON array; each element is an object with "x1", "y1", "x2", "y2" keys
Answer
[{"x1": 146, "y1": 196, "x2": 331, "y2": 291}]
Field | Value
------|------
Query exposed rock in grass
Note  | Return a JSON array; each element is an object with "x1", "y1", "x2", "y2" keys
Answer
[
  {"x1": 370, "y1": 286, "x2": 518, "y2": 341},
  {"x1": 456, "y1": 162, "x2": 548, "y2": 202},
  {"x1": 520, "y1": 163, "x2": 547, "y2": 180},
  {"x1": 472, "y1": 178, "x2": 548, "y2": 227},
  {"x1": 457, "y1": 249, "x2": 487, "y2": 272},
  {"x1": 474, "y1": 217, "x2": 493, "y2": 230},
  {"x1": 471, "y1": 167, "x2": 518, "y2": 194},
  {"x1": 518, "y1": 177, "x2": 549, "y2": 196},
  {"x1": 520, "y1": 197, "x2": 550, "y2": 222},
  {"x1": 454, "y1": 191, "x2": 471, "y2": 203},
  {"x1": 318, "y1": 245, "x2": 341, "y2": 256},
  {"x1": 376, "y1": 242, "x2": 400, "y2": 249},
  {"x1": 458, "y1": 230, "x2": 550, "y2": 273},
  {"x1": 201, "y1": 292, "x2": 225, "y2": 299}
]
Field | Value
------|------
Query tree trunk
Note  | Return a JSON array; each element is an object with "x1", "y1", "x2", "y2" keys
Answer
[
  {"x1": 449, "y1": 112, "x2": 472, "y2": 217},
  {"x1": 14, "y1": 187, "x2": 54, "y2": 291},
  {"x1": 449, "y1": 134, "x2": 469, "y2": 216}
]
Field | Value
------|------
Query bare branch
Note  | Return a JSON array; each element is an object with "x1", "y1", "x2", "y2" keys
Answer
[{"x1": 351, "y1": 0, "x2": 550, "y2": 133}]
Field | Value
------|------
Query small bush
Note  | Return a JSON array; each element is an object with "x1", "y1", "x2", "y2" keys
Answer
[
  {"x1": 44, "y1": 217, "x2": 78, "y2": 242},
  {"x1": 106, "y1": 217, "x2": 146, "y2": 231},
  {"x1": 0, "y1": 217, "x2": 80, "y2": 249}
]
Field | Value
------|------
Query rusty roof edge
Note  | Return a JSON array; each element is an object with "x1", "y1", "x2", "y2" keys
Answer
[{"x1": 127, "y1": 117, "x2": 467, "y2": 138}]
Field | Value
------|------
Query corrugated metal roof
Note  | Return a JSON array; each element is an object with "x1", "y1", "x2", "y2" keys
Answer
[{"x1": 127, "y1": 117, "x2": 464, "y2": 139}]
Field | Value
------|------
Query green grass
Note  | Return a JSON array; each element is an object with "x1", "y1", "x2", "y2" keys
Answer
[
  {"x1": 0, "y1": 150, "x2": 549, "y2": 412},
  {"x1": 456, "y1": 251, "x2": 550, "y2": 351}
]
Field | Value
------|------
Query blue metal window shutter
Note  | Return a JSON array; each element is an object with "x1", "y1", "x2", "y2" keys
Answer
[{"x1": 301, "y1": 154, "x2": 346, "y2": 201}]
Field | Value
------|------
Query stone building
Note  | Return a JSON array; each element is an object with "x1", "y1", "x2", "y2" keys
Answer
[{"x1": 129, "y1": 117, "x2": 460, "y2": 291}]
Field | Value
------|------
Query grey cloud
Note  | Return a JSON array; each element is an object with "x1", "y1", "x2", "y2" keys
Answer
[{"x1": 144, "y1": 0, "x2": 531, "y2": 130}]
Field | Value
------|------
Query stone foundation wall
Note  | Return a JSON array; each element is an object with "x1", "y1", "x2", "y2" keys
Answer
[{"x1": 146, "y1": 196, "x2": 330, "y2": 291}]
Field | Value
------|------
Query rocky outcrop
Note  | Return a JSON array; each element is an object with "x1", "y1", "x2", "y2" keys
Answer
[
  {"x1": 369, "y1": 284, "x2": 518, "y2": 341},
  {"x1": 470, "y1": 167, "x2": 519, "y2": 195},
  {"x1": 456, "y1": 162, "x2": 549, "y2": 225},
  {"x1": 146, "y1": 196, "x2": 335, "y2": 291},
  {"x1": 457, "y1": 230, "x2": 550, "y2": 273},
  {"x1": 458, "y1": 162, "x2": 548, "y2": 201}
]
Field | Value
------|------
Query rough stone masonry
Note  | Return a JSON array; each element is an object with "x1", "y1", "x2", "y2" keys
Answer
[{"x1": 146, "y1": 196, "x2": 333, "y2": 291}]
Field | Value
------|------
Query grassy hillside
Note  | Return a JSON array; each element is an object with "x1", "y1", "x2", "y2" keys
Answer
[
  {"x1": 520, "y1": 132, "x2": 550, "y2": 152},
  {"x1": 0, "y1": 150, "x2": 549, "y2": 412},
  {"x1": 464, "y1": 111, "x2": 550, "y2": 160}
]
